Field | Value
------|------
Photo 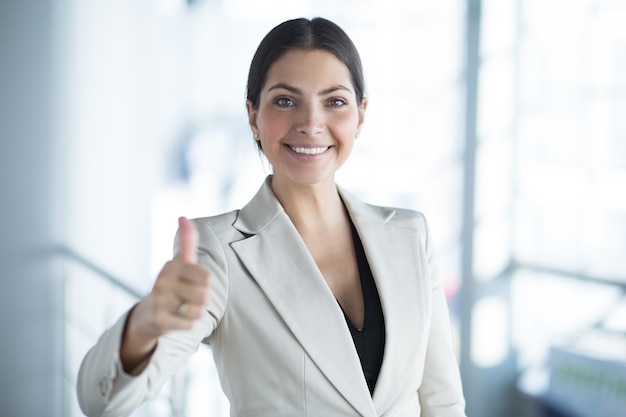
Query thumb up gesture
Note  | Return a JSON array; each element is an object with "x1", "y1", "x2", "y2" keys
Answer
[
  {"x1": 120, "y1": 217, "x2": 211, "y2": 374},
  {"x1": 166, "y1": 216, "x2": 211, "y2": 321}
]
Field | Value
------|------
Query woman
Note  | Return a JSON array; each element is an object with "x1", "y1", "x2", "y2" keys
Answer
[{"x1": 77, "y1": 17, "x2": 467, "y2": 417}]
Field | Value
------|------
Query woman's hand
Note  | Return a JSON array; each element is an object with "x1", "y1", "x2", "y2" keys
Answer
[{"x1": 120, "y1": 217, "x2": 211, "y2": 375}]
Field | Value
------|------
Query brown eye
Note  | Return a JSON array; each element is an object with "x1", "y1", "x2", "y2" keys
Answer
[
  {"x1": 326, "y1": 98, "x2": 347, "y2": 108},
  {"x1": 274, "y1": 97, "x2": 296, "y2": 107}
]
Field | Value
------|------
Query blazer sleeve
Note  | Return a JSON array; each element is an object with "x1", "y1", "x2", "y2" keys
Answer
[
  {"x1": 417, "y1": 215, "x2": 467, "y2": 417},
  {"x1": 76, "y1": 219, "x2": 229, "y2": 417}
]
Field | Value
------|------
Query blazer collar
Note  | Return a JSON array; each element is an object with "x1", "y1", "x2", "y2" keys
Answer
[
  {"x1": 231, "y1": 177, "x2": 426, "y2": 416},
  {"x1": 232, "y1": 176, "x2": 397, "y2": 233},
  {"x1": 340, "y1": 188, "x2": 429, "y2": 414},
  {"x1": 232, "y1": 176, "x2": 283, "y2": 235}
]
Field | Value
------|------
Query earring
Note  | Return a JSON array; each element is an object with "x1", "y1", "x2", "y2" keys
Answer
[
  {"x1": 254, "y1": 133, "x2": 259, "y2": 140},
  {"x1": 355, "y1": 132, "x2": 360, "y2": 139}
]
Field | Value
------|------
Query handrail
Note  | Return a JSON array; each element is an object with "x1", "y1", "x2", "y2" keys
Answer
[
  {"x1": 57, "y1": 245, "x2": 189, "y2": 417},
  {"x1": 513, "y1": 260, "x2": 626, "y2": 336},
  {"x1": 54, "y1": 245, "x2": 145, "y2": 300},
  {"x1": 512, "y1": 260, "x2": 626, "y2": 290}
]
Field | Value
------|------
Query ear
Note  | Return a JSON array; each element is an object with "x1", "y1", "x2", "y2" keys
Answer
[
  {"x1": 246, "y1": 100, "x2": 259, "y2": 139},
  {"x1": 356, "y1": 97, "x2": 367, "y2": 133}
]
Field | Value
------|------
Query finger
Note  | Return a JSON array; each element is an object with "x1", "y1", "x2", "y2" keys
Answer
[
  {"x1": 176, "y1": 216, "x2": 198, "y2": 264},
  {"x1": 173, "y1": 301, "x2": 205, "y2": 320},
  {"x1": 175, "y1": 301, "x2": 189, "y2": 317},
  {"x1": 174, "y1": 275, "x2": 211, "y2": 303},
  {"x1": 160, "y1": 260, "x2": 211, "y2": 287}
]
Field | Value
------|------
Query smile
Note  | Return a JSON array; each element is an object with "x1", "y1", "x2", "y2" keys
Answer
[{"x1": 287, "y1": 145, "x2": 330, "y2": 155}]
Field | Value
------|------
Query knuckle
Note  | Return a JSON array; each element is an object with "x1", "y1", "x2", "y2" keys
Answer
[
  {"x1": 179, "y1": 320, "x2": 194, "y2": 330},
  {"x1": 199, "y1": 270, "x2": 212, "y2": 285},
  {"x1": 161, "y1": 260, "x2": 176, "y2": 273}
]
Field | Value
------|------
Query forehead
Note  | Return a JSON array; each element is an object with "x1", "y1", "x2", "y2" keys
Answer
[{"x1": 264, "y1": 49, "x2": 354, "y2": 90}]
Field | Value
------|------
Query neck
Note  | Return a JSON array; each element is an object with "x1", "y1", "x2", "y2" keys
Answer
[{"x1": 270, "y1": 176, "x2": 347, "y2": 235}]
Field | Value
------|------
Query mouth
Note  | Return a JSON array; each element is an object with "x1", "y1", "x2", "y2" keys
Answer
[{"x1": 286, "y1": 145, "x2": 331, "y2": 155}]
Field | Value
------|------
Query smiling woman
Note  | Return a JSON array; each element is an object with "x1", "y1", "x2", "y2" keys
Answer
[
  {"x1": 76, "y1": 17, "x2": 466, "y2": 417},
  {"x1": 248, "y1": 49, "x2": 365, "y2": 191}
]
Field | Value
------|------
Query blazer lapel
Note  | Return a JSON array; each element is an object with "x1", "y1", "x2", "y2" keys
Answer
[
  {"x1": 230, "y1": 178, "x2": 377, "y2": 417},
  {"x1": 340, "y1": 188, "x2": 429, "y2": 416}
]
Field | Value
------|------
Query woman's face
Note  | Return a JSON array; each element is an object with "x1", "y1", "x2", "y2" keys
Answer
[{"x1": 247, "y1": 49, "x2": 366, "y2": 189}]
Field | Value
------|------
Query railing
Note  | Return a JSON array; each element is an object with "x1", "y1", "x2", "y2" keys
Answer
[
  {"x1": 513, "y1": 260, "x2": 626, "y2": 336},
  {"x1": 58, "y1": 246, "x2": 185, "y2": 417},
  {"x1": 59, "y1": 245, "x2": 229, "y2": 417},
  {"x1": 512, "y1": 260, "x2": 626, "y2": 417},
  {"x1": 58, "y1": 246, "x2": 145, "y2": 300}
]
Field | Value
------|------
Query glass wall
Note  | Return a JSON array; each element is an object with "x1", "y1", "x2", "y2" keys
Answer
[{"x1": 473, "y1": 0, "x2": 626, "y2": 416}]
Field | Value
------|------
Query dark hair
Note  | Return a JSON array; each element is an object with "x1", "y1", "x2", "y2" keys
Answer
[{"x1": 246, "y1": 17, "x2": 366, "y2": 110}]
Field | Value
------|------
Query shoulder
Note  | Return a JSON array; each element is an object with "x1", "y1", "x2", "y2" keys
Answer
[
  {"x1": 374, "y1": 202, "x2": 427, "y2": 229},
  {"x1": 174, "y1": 211, "x2": 242, "y2": 261},
  {"x1": 192, "y1": 210, "x2": 239, "y2": 235},
  {"x1": 340, "y1": 187, "x2": 428, "y2": 231}
]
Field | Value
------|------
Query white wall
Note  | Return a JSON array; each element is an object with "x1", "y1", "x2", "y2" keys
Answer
[
  {"x1": 0, "y1": 1, "x2": 65, "y2": 416},
  {"x1": 0, "y1": 1, "x2": 187, "y2": 415}
]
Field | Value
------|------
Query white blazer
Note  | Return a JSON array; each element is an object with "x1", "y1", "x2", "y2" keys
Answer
[{"x1": 77, "y1": 177, "x2": 466, "y2": 417}]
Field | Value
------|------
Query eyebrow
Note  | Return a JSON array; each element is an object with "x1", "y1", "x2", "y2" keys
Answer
[{"x1": 266, "y1": 83, "x2": 353, "y2": 96}]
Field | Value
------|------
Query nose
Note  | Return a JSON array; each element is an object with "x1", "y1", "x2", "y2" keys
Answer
[{"x1": 295, "y1": 101, "x2": 325, "y2": 137}]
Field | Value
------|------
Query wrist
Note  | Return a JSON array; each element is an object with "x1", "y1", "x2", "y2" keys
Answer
[{"x1": 120, "y1": 304, "x2": 158, "y2": 375}]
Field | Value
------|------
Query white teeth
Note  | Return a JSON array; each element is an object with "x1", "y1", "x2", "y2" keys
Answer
[{"x1": 289, "y1": 146, "x2": 329, "y2": 155}]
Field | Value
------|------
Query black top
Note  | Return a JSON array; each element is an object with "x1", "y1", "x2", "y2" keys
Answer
[{"x1": 339, "y1": 219, "x2": 386, "y2": 395}]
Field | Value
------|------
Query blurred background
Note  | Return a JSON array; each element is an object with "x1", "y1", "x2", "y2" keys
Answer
[{"x1": 1, "y1": 0, "x2": 625, "y2": 416}]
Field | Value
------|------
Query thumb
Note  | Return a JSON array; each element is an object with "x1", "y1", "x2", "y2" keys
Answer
[{"x1": 177, "y1": 216, "x2": 198, "y2": 264}]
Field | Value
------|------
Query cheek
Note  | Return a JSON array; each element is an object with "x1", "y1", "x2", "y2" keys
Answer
[
  {"x1": 333, "y1": 112, "x2": 360, "y2": 139},
  {"x1": 257, "y1": 108, "x2": 286, "y2": 135}
]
